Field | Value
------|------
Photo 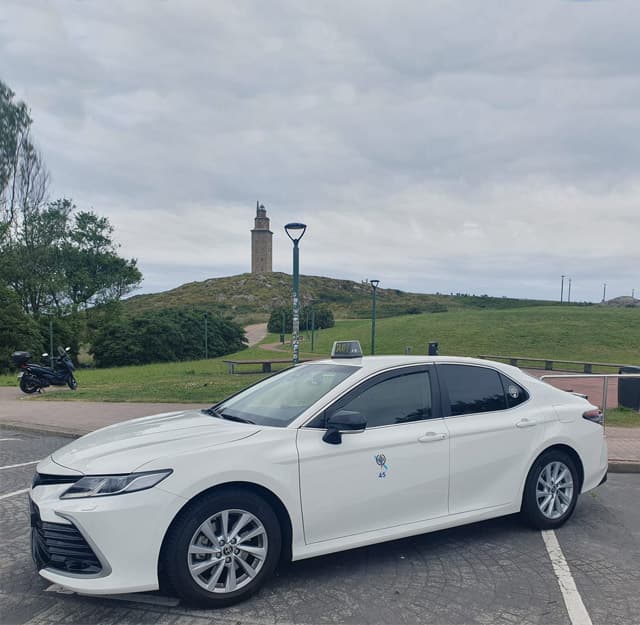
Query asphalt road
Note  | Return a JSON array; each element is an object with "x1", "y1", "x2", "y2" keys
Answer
[{"x1": 1, "y1": 427, "x2": 639, "y2": 625}]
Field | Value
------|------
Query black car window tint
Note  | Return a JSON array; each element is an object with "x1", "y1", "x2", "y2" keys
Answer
[
  {"x1": 335, "y1": 371, "x2": 432, "y2": 428},
  {"x1": 500, "y1": 374, "x2": 530, "y2": 408},
  {"x1": 440, "y1": 364, "x2": 507, "y2": 416}
]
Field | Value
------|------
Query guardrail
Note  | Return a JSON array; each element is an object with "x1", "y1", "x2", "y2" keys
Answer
[
  {"x1": 540, "y1": 373, "x2": 640, "y2": 422},
  {"x1": 479, "y1": 355, "x2": 636, "y2": 374}
]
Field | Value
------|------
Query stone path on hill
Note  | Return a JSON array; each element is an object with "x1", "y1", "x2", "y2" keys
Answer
[{"x1": 244, "y1": 322, "x2": 268, "y2": 346}]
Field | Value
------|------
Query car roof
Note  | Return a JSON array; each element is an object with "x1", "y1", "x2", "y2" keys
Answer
[{"x1": 306, "y1": 354, "x2": 519, "y2": 375}]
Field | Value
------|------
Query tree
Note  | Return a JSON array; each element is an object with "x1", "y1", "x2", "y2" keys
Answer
[
  {"x1": 90, "y1": 309, "x2": 247, "y2": 368},
  {"x1": 0, "y1": 199, "x2": 142, "y2": 316},
  {"x1": 61, "y1": 209, "x2": 142, "y2": 310},
  {"x1": 267, "y1": 305, "x2": 335, "y2": 333},
  {"x1": 0, "y1": 286, "x2": 41, "y2": 373},
  {"x1": 0, "y1": 80, "x2": 33, "y2": 241}
]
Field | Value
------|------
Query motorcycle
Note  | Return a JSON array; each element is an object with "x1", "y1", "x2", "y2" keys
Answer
[{"x1": 12, "y1": 347, "x2": 78, "y2": 394}]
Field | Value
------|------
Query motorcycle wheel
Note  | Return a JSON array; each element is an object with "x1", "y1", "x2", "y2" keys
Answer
[
  {"x1": 67, "y1": 376, "x2": 78, "y2": 390},
  {"x1": 20, "y1": 375, "x2": 40, "y2": 394}
]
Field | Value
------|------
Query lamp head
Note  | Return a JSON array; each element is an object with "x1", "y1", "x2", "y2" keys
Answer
[
  {"x1": 370, "y1": 279, "x2": 380, "y2": 289},
  {"x1": 284, "y1": 222, "x2": 307, "y2": 243}
]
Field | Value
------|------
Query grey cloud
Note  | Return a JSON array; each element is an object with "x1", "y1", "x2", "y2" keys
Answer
[{"x1": 1, "y1": 0, "x2": 638, "y2": 301}]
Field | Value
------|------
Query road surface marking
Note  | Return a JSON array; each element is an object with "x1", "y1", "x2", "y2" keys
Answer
[
  {"x1": 0, "y1": 488, "x2": 29, "y2": 500},
  {"x1": 0, "y1": 460, "x2": 39, "y2": 470},
  {"x1": 542, "y1": 530, "x2": 593, "y2": 625},
  {"x1": 0, "y1": 438, "x2": 18, "y2": 441}
]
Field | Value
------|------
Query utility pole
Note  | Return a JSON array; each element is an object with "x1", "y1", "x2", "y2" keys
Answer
[
  {"x1": 311, "y1": 309, "x2": 316, "y2": 352},
  {"x1": 370, "y1": 280, "x2": 380, "y2": 355},
  {"x1": 49, "y1": 316, "x2": 54, "y2": 368},
  {"x1": 204, "y1": 312, "x2": 208, "y2": 359}
]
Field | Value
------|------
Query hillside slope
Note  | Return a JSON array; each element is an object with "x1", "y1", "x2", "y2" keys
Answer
[{"x1": 123, "y1": 272, "x2": 565, "y2": 322}]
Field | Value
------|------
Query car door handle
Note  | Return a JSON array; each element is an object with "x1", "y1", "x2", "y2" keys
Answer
[
  {"x1": 516, "y1": 418, "x2": 537, "y2": 429},
  {"x1": 418, "y1": 432, "x2": 448, "y2": 443}
]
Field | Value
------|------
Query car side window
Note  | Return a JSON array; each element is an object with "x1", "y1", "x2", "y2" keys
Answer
[
  {"x1": 439, "y1": 364, "x2": 507, "y2": 416},
  {"x1": 500, "y1": 373, "x2": 529, "y2": 408},
  {"x1": 328, "y1": 370, "x2": 433, "y2": 428}
]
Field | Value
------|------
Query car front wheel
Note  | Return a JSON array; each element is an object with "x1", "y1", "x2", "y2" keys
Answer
[
  {"x1": 162, "y1": 490, "x2": 281, "y2": 607},
  {"x1": 521, "y1": 450, "x2": 580, "y2": 529}
]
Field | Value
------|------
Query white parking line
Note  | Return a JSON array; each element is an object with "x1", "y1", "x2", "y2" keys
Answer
[
  {"x1": 0, "y1": 488, "x2": 29, "y2": 500},
  {"x1": 0, "y1": 460, "x2": 39, "y2": 470},
  {"x1": 542, "y1": 530, "x2": 593, "y2": 625}
]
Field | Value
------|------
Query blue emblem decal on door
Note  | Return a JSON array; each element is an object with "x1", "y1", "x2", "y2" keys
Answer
[{"x1": 374, "y1": 453, "x2": 388, "y2": 479}]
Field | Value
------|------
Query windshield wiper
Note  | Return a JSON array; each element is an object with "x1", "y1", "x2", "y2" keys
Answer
[{"x1": 202, "y1": 407, "x2": 254, "y2": 424}]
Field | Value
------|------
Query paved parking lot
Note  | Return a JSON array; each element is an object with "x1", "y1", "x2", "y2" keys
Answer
[{"x1": 1, "y1": 427, "x2": 639, "y2": 625}]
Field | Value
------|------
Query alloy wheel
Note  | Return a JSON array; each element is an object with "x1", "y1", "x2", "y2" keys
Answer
[
  {"x1": 187, "y1": 508, "x2": 268, "y2": 594},
  {"x1": 536, "y1": 460, "x2": 574, "y2": 519}
]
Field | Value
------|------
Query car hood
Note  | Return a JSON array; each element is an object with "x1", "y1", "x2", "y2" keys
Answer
[{"x1": 48, "y1": 409, "x2": 260, "y2": 475}]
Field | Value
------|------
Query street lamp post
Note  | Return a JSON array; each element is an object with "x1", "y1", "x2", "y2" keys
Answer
[
  {"x1": 204, "y1": 312, "x2": 209, "y2": 359},
  {"x1": 370, "y1": 279, "x2": 380, "y2": 355},
  {"x1": 285, "y1": 222, "x2": 307, "y2": 364}
]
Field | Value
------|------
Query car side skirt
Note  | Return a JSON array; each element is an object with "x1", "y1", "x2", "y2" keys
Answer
[{"x1": 291, "y1": 502, "x2": 519, "y2": 561}]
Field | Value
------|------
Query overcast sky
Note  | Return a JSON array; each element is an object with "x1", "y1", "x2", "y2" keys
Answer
[{"x1": 2, "y1": 0, "x2": 639, "y2": 302}]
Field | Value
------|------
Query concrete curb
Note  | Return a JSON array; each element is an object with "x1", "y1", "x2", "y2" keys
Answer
[
  {"x1": 1, "y1": 422, "x2": 639, "y2": 473},
  {"x1": 0, "y1": 421, "x2": 82, "y2": 438},
  {"x1": 608, "y1": 461, "x2": 640, "y2": 474}
]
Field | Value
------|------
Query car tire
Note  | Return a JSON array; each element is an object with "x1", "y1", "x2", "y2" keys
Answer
[
  {"x1": 162, "y1": 489, "x2": 281, "y2": 607},
  {"x1": 521, "y1": 449, "x2": 580, "y2": 530}
]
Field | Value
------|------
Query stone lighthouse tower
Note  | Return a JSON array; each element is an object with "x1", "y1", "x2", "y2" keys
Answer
[{"x1": 251, "y1": 202, "x2": 273, "y2": 274}]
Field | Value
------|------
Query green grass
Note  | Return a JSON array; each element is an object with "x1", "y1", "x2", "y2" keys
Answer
[
  {"x1": 605, "y1": 407, "x2": 640, "y2": 428},
  {"x1": 299, "y1": 306, "x2": 640, "y2": 368},
  {"x1": 0, "y1": 345, "x2": 286, "y2": 404},
  {"x1": 2, "y1": 306, "x2": 639, "y2": 407}
]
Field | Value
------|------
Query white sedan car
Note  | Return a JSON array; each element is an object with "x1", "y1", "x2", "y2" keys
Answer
[{"x1": 30, "y1": 341, "x2": 607, "y2": 607}]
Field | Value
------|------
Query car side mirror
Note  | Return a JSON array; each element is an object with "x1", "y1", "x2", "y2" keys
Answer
[{"x1": 322, "y1": 410, "x2": 367, "y2": 445}]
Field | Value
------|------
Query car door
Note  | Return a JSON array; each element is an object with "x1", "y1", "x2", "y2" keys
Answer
[
  {"x1": 296, "y1": 365, "x2": 450, "y2": 544},
  {"x1": 437, "y1": 363, "x2": 544, "y2": 515}
]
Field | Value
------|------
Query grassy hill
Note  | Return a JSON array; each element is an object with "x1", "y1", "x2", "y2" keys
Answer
[
  {"x1": 123, "y1": 272, "x2": 567, "y2": 323},
  {"x1": 4, "y1": 304, "x2": 637, "y2": 399},
  {"x1": 300, "y1": 306, "x2": 640, "y2": 368}
]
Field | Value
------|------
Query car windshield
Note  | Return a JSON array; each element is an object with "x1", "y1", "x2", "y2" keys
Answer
[{"x1": 214, "y1": 363, "x2": 360, "y2": 427}]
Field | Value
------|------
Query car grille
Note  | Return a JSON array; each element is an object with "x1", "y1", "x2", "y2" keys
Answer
[
  {"x1": 32, "y1": 472, "x2": 79, "y2": 488},
  {"x1": 30, "y1": 498, "x2": 102, "y2": 575}
]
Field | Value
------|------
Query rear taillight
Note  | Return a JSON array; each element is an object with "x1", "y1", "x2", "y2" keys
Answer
[{"x1": 583, "y1": 409, "x2": 603, "y2": 426}]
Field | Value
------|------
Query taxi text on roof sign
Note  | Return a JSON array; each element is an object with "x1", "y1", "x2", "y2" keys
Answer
[{"x1": 331, "y1": 340, "x2": 363, "y2": 359}]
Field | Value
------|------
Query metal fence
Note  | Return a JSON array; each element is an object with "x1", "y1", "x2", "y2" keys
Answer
[{"x1": 539, "y1": 373, "x2": 640, "y2": 423}]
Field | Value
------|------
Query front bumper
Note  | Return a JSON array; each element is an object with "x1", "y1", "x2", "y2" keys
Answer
[{"x1": 30, "y1": 482, "x2": 186, "y2": 594}]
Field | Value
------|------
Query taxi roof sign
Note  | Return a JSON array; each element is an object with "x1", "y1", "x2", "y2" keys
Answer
[{"x1": 331, "y1": 340, "x2": 363, "y2": 359}]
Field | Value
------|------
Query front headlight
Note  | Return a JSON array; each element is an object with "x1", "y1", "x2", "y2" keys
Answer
[{"x1": 60, "y1": 470, "x2": 172, "y2": 499}]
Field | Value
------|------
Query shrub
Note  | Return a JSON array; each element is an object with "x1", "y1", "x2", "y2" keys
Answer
[
  {"x1": 90, "y1": 309, "x2": 247, "y2": 367},
  {"x1": 267, "y1": 305, "x2": 335, "y2": 333}
]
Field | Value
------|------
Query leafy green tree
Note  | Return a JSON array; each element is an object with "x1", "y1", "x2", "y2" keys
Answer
[
  {"x1": 0, "y1": 286, "x2": 41, "y2": 372},
  {"x1": 61, "y1": 209, "x2": 142, "y2": 310},
  {"x1": 267, "y1": 305, "x2": 335, "y2": 333},
  {"x1": 0, "y1": 80, "x2": 32, "y2": 241},
  {"x1": 0, "y1": 199, "x2": 142, "y2": 315},
  {"x1": 90, "y1": 309, "x2": 247, "y2": 368}
]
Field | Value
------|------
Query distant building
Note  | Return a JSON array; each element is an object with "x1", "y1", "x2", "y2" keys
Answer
[{"x1": 251, "y1": 202, "x2": 273, "y2": 273}]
